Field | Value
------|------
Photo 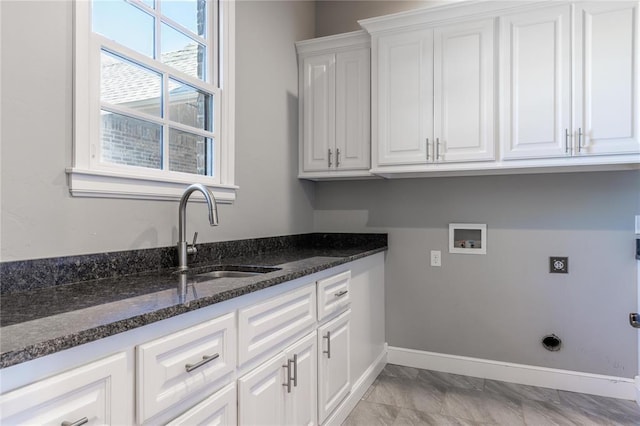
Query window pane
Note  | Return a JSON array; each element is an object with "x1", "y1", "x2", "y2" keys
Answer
[
  {"x1": 168, "y1": 79, "x2": 213, "y2": 131},
  {"x1": 161, "y1": 23, "x2": 205, "y2": 79},
  {"x1": 101, "y1": 111, "x2": 162, "y2": 170},
  {"x1": 92, "y1": 0, "x2": 155, "y2": 58},
  {"x1": 169, "y1": 129, "x2": 213, "y2": 175},
  {"x1": 101, "y1": 51, "x2": 162, "y2": 117},
  {"x1": 161, "y1": 0, "x2": 206, "y2": 37}
]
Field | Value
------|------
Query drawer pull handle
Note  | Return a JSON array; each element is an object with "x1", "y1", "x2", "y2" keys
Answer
[
  {"x1": 185, "y1": 353, "x2": 220, "y2": 372},
  {"x1": 292, "y1": 353, "x2": 298, "y2": 387},
  {"x1": 62, "y1": 418, "x2": 88, "y2": 426},
  {"x1": 323, "y1": 331, "x2": 331, "y2": 359},
  {"x1": 334, "y1": 290, "x2": 348, "y2": 298},
  {"x1": 283, "y1": 359, "x2": 293, "y2": 393}
]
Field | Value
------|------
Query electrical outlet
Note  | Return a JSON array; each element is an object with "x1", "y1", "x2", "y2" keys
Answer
[
  {"x1": 430, "y1": 250, "x2": 441, "y2": 267},
  {"x1": 549, "y1": 257, "x2": 568, "y2": 273}
]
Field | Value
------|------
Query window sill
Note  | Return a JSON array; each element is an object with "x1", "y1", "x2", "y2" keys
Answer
[{"x1": 66, "y1": 168, "x2": 237, "y2": 203}]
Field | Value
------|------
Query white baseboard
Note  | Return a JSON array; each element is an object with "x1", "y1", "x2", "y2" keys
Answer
[
  {"x1": 388, "y1": 346, "x2": 636, "y2": 401},
  {"x1": 325, "y1": 344, "x2": 388, "y2": 426}
]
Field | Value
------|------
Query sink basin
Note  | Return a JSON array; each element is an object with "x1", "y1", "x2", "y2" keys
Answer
[
  {"x1": 196, "y1": 270, "x2": 265, "y2": 279},
  {"x1": 192, "y1": 265, "x2": 281, "y2": 280}
]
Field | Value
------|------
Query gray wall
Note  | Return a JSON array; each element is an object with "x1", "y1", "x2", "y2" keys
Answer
[
  {"x1": 0, "y1": 0, "x2": 316, "y2": 261},
  {"x1": 314, "y1": 172, "x2": 640, "y2": 376},
  {"x1": 315, "y1": 0, "x2": 436, "y2": 37}
]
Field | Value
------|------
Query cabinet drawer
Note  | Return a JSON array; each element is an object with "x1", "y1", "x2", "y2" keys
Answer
[
  {"x1": 0, "y1": 352, "x2": 129, "y2": 425},
  {"x1": 166, "y1": 382, "x2": 237, "y2": 426},
  {"x1": 238, "y1": 283, "x2": 316, "y2": 366},
  {"x1": 317, "y1": 270, "x2": 351, "y2": 322},
  {"x1": 136, "y1": 312, "x2": 236, "y2": 423}
]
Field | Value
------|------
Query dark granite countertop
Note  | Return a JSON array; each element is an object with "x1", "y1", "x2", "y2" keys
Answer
[{"x1": 0, "y1": 233, "x2": 387, "y2": 368}]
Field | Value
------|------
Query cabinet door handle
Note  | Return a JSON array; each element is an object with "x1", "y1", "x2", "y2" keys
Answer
[
  {"x1": 282, "y1": 358, "x2": 293, "y2": 393},
  {"x1": 426, "y1": 138, "x2": 430, "y2": 161},
  {"x1": 61, "y1": 418, "x2": 89, "y2": 426},
  {"x1": 565, "y1": 128, "x2": 570, "y2": 154},
  {"x1": 292, "y1": 353, "x2": 298, "y2": 387},
  {"x1": 328, "y1": 149, "x2": 332, "y2": 168},
  {"x1": 323, "y1": 331, "x2": 331, "y2": 359},
  {"x1": 185, "y1": 353, "x2": 219, "y2": 372},
  {"x1": 436, "y1": 138, "x2": 441, "y2": 160},
  {"x1": 334, "y1": 290, "x2": 348, "y2": 298},
  {"x1": 336, "y1": 148, "x2": 341, "y2": 168},
  {"x1": 577, "y1": 128, "x2": 583, "y2": 153}
]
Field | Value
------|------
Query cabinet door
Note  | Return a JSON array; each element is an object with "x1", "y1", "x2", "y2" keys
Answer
[
  {"x1": 335, "y1": 48, "x2": 370, "y2": 171},
  {"x1": 575, "y1": 2, "x2": 640, "y2": 155},
  {"x1": 434, "y1": 18, "x2": 495, "y2": 163},
  {"x1": 376, "y1": 28, "x2": 433, "y2": 166},
  {"x1": 238, "y1": 353, "x2": 287, "y2": 426},
  {"x1": 166, "y1": 382, "x2": 236, "y2": 426},
  {"x1": 302, "y1": 53, "x2": 336, "y2": 172},
  {"x1": 500, "y1": 5, "x2": 571, "y2": 159},
  {"x1": 136, "y1": 312, "x2": 236, "y2": 423},
  {"x1": 0, "y1": 353, "x2": 129, "y2": 426},
  {"x1": 285, "y1": 332, "x2": 317, "y2": 426},
  {"x1": 317, "y1": 309, "x2": 351, "y2": 424}
]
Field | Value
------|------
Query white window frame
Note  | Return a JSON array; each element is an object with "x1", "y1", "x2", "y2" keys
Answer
[{"x1": 68, "y1": 0, "x2": 237, "y2": 203}]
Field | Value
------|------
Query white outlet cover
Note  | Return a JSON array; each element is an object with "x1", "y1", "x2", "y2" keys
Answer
[{"x1": 430, "y1": 250, "x2": 441, "y2": 267}]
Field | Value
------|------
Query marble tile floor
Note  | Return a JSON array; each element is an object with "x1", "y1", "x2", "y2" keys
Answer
[{"x1": 342, "y1": 364, "x2": 640, "y2": 426}]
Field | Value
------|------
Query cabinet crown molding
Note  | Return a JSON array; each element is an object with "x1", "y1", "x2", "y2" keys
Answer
[
  {"x1": 359, "y1": 0, "x2": 552, "y2": 33},
  {"x1": 296, "y1": 30, "x2": 370, "y2": 55}
]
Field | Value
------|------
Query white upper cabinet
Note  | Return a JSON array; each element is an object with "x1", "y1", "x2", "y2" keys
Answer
[
  {"x1": 500, "y1": 4, "x2": 572, "y2": 159},
  {"x1": 373, "y1": 17, "x2": 495, "y2": 168},
  {"x1": 434, "y1": 18, "x2": 496, "y2": 162},
  {"x1": 297, "y1": 31, "x2": 371, "y2": 179},
  {"x1": 574, "y1": 1, "x2": 640, "y2": 156},
  {"x1": 377, "y1": 28, "x2": 434, "y2": 166},
  {"x1": 301, "y1": 53, "x2": 336, "y2": 172},
  {"x1": 335, "y1": 48, "x2": 371, "y2": 171},
  {"x1": 502, "y1": 2, "x2": 639, "y2": 160}
]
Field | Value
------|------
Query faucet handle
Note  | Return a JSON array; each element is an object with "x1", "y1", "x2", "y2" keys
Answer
[{"x1": 187, "y1": 232, "x2": 199, "y2": 256}]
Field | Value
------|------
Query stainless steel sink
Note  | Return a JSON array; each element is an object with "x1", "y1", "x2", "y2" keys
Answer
[
  {"x1": 196, "y1": 270, "x2": 265, "y2": 279},
  {"x1": 193, "y1": 265, "x2": 281, "y2": 279}
]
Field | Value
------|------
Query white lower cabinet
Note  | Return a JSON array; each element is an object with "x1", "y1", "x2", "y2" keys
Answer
[
  {"x1": 0, "y1": 352, "x2": 129, "y2": 425},
  {"x1": 317, "y1": 309, "x2": 351, "y2": 424},
  {"x1": 239, "y1": 331, "x2": 318, "y2": 426},
  {"x1": 0, "y1": 255, "x2": 386, "y2": 426},
  {"x1": 166, "y1": 382, "x2": 237, "y2": 426}
]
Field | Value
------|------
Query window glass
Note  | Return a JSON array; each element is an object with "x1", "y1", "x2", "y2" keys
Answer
[
  {"x1": 169, "y1": 129, "x2": 213, "y2": 176},
  {"x1": 168, "y1": 79, "x2": 212, "y2": 131},
  {"x1": 161, "y1": 24, "x2": 205, "y2": 79},
  {"x1": 100, "y1": 111, "x2": 163, "y2": 170},
  {"x1": 92, "y1": 0, "x2": 155, "y2": 58},
  {"x1": 162, "y1": 1, "x2": 206, "y2": 37},
  {"x1": 101, "y1": 50, "x2": 163, "y2": 118}
]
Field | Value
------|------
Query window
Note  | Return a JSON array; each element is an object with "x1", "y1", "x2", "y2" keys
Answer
[{"x1": 69, "y1": 0, "x2": 236, "y2": 202}]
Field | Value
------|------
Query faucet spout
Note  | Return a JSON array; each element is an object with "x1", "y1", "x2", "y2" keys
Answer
[{"x1": 177, "y1": 183, "x2": 219, "y2": 270}]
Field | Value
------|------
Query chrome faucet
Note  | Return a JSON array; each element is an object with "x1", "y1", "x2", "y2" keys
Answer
[{"x1": 177, "y1": 183, "x2": 219, "y2": 270}]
